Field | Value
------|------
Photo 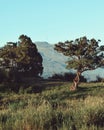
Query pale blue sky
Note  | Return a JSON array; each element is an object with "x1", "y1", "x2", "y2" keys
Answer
[{"x1": 0, "y1": 0, "x2": 104, "y2": 46}]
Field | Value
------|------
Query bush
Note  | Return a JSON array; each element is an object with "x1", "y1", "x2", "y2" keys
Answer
[
  {"x1": 96, "y1": 76, "x2": 104, "y2": 82},
  {"x1": 0, "y1": 69, "x2": 7, "y2": 82},
  {"x1": 49, "y1": 72, "x2": 87, "y2": 82}
]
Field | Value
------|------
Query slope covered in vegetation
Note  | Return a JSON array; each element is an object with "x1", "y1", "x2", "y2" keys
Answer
[{"x1": 0, "y1": 81, "x2": 104, "y2": 130}]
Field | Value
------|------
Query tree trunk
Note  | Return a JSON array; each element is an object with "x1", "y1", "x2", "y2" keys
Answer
[{"x1": 70, "y1": 71, "x2": 81, "y2": 91}]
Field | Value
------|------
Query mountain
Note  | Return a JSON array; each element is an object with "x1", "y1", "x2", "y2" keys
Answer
[
  {"x1": 35, "y1": 42, "x2": 104, "y2": 81},
  {"x1": 35, "y1": 42, "x2": 70, "y2": 78}
]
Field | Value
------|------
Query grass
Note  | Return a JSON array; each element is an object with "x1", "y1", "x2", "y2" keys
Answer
[{"x1": 0, "y1": 81, "x2": 104, "y2": 130}]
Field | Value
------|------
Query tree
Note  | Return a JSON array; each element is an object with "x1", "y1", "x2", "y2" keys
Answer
[
  {"x1": 0, "y1": 35, "x2": 43, "y2": 82},
  {"x1": 16, "y1": 35, "x2": 43, "y2": 76},
  {"x1": 54, "y1": 36, "x2": 104, "y2": 90}
]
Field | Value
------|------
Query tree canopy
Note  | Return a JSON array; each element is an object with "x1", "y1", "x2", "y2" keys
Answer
[
  {"x1": 54, "y1": 36, "x2": 104, "y2": 90},
  {"x1": 0, "y1": 35, "x2": 43, "y2": 82}
]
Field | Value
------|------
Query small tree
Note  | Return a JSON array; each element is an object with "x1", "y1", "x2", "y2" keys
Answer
[{"x1": 54, "y1": 36, "x2": 104, "y2": 90}]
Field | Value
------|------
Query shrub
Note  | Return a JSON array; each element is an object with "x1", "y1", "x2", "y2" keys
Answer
[{"x1": 49, "y1": 72, "x2": 87, "y2": 82}]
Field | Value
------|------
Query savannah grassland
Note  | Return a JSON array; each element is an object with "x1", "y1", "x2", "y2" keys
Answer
[{"x1": 0, "y1": 80, "x2": 104, "y2": 130}]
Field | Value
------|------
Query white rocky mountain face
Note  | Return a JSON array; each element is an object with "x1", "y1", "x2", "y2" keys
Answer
[{"x1": 35, "y1": 42, "x2": 104, "y2": 81}]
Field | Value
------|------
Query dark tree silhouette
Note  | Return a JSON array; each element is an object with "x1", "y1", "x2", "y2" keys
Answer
[
  {"x1": 0, "y1": 35, "x2": 43, "y2": 82},
  {"x1": 54, "y1": 36, "x2": 104, "y2": 90}
]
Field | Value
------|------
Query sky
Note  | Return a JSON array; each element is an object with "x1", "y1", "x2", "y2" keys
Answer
[{"x1": 0, "y1": 0, "x2": 104, "y2": 47}]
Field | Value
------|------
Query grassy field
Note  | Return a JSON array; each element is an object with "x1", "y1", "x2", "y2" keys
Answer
[{"x1": 0, "y1": 81, "x2": 104, "y2": 130}]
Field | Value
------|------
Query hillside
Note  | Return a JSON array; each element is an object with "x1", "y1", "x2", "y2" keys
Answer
[
  {"x1": 35, "y1": 42, "x2": 104, "y2": 81},
  {"x1": 0, "y1": 81, "x2": 104, "y2": 130},
  {"x1": 35, "y1": 42, "x2": 70, "y2": 78}
]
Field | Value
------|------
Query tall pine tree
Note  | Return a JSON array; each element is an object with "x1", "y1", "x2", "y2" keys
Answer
[{"x1": 0, "y1": 35, "x2": 43, "y2": 82}]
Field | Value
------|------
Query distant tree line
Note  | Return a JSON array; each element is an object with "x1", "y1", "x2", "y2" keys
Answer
[{"x1": 48, "y1": 72, "x2": 87, "y2": 82}]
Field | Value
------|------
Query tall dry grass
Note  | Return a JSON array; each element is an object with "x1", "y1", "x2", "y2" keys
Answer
[{"x1": 0, "y1": 82, "x2": 104, "y2": 130}]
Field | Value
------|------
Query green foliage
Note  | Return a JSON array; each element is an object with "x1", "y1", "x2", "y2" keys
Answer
[
  {"x1": 0, "y1": 34, "x2": 43, "y2": 82},
  {"x1": 54, "y1": 36, "x2": 104, "y2": 72}
]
